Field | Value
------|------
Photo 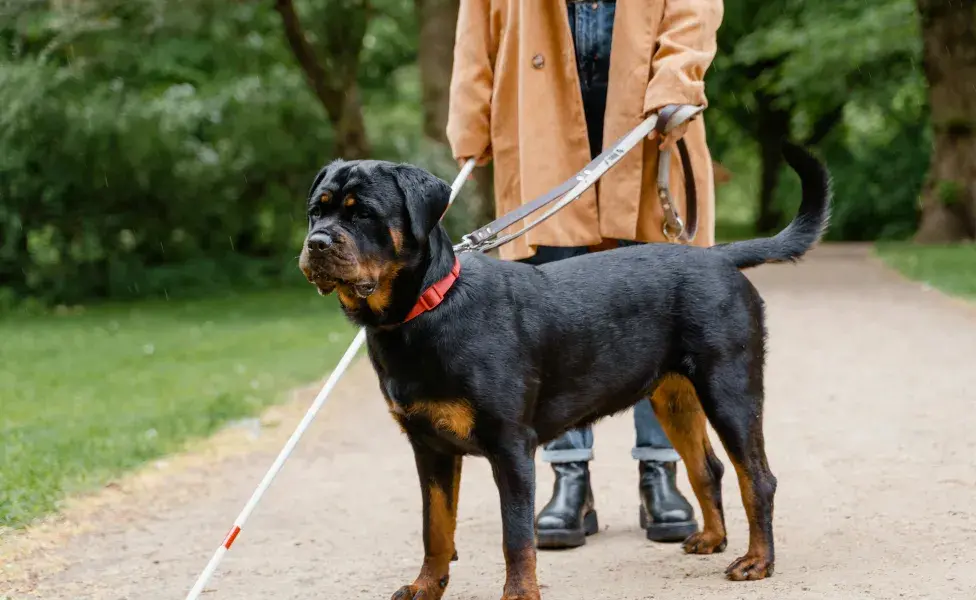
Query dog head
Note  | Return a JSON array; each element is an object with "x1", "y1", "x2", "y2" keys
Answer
[{"x1": 298, "y1": 159, "x2": 451, "y2": 317}]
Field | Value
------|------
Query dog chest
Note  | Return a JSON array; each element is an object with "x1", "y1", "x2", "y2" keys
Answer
[{"x1": 381, "y1": 377, "x2": 480, "y2": 451}]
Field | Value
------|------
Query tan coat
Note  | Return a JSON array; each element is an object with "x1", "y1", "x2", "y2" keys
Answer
[{"x1": 446, "y1": 0, "x2": 724, "y2": 261}]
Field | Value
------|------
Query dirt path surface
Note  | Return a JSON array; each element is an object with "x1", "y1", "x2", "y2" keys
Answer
[{"x1": 4, "y1": 244, "x2": 976, "y2": 600}]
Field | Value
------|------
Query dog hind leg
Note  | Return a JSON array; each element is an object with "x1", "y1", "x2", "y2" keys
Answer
[
  {"x1": 649, "y1": 374, "x2": 728, "y2": 555},
  {"x1": 696, "y1": 362, "x2": 777, "y2": 581}
]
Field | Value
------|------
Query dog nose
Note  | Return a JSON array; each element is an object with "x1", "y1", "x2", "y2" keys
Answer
[{"x1": 307, "y1": 232, "x2": 333, "y2": 254}]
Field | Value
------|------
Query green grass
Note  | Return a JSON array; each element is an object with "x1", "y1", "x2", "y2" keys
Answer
[
  {"x1": 0, "y1": 286, "x2": 355, "y2": 529},
  {"x1": 875, "y1": 242, "x2": 976, "y2": 300}
]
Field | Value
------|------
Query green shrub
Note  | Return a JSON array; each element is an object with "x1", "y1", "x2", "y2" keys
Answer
[{"x1": 0, "y1": 0, "x2": 422, "y2": 306}]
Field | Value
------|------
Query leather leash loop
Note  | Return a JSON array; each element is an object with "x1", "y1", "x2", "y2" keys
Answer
[{"x1": 655, "y1": 104, "x2": 702, "y2": 243}]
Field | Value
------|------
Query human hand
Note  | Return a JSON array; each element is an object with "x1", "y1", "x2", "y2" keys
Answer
[
  {"x1": 646, "y1": 105, "x2": 703, "y2": 152},
  {"x1": 457, "y1": 157, "x2": 476, "y2": 181},
  {"x1": 647, "y1": 120, "x2": 691, "y2": 153},
  {"x1": 457, "y1": 153, "x2": 491, "y2": 180}
]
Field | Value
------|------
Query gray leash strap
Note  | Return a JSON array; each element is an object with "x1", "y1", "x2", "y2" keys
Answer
[{"x1": 456, "y1": 104, "x2": 703, "y2": 254}]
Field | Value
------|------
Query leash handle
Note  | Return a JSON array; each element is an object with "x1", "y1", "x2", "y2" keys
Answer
[
  {"x1": 655, "y1": 104, "x2": 703, "y2": 243},
  {"x1": 656, "y1": 104, "x2": 704, "y2": 135}
]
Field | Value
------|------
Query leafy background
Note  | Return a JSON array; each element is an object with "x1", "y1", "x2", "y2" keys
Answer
[{"x1": 0, "y1": 0, "x2": 954, "y2": 307}]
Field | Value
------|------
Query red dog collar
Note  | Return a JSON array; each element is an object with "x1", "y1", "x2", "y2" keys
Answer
[{"x1": 401, "y1": 257, "x2": 461, "y2": 323}]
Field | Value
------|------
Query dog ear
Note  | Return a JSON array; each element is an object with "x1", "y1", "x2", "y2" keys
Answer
[{"x1": 392, "y1": 164, "x2": 451, "y2": 245}]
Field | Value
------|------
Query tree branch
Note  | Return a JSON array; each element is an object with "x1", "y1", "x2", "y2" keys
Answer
[
  {"x1": 804, "y1": 104, "x2": 845, "y2": 146},
  {"x1": 273, "y1": 0, "x2": 342, "y2": 120}
]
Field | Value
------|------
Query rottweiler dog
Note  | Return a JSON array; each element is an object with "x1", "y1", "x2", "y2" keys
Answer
[{"x1": 298, "y1": 143, "x2": 831, "y2": 600}]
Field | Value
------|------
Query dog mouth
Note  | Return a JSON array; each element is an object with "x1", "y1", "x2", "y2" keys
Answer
[
  {"x1": 350, "y1": 280, "x2": 377, "y2": 298},
  {"x1": 301, "y1": 259, "x2": 378, "y2": 299},
  {"x1": 311, "y1": 279, "x2": 337, "y2": 296},
  {"x1": 299, "y1": 241, "x2": 383, "y2": 299},
  {"x1": 306, "y1": 271, "x2": 377, "y2": 298}
]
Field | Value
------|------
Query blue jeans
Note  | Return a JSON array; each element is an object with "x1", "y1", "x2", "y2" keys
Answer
[{"x1": 520, "y1": 0, "x2": 679, "y2": 465}]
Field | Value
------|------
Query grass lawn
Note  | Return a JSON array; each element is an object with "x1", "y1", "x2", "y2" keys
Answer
[
  {"x1": 875, "y1": 242, "x2": 976, "y2": 300},
  {"x1": 0, "y1": 286, "x2": 355, "y2": 529}
]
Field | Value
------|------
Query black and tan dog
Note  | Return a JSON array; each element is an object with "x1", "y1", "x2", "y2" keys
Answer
[{"x1": 298, "y1": 143, "x2": 831, "y2": 600}]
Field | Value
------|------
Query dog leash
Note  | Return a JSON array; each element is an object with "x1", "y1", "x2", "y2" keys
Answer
[{"x1": 454, "y1": 103, "x2": 703, "y2": 254}]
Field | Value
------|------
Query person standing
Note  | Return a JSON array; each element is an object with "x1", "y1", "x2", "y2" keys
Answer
[{"x1": 447, "y1": 0, "x2": 724, "y2": 549}]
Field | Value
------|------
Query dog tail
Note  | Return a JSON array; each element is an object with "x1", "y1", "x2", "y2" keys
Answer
[{"x1": 711, "y1": 142, "x2": 832, "y2": 270}]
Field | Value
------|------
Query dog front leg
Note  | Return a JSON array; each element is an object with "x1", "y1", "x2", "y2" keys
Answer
[
  {"x1": 489, "y1": 430, "x2": 541, "y2": 600},
  {"x1": 392, "y1": 440, "x2": 462, "y2": 600}
]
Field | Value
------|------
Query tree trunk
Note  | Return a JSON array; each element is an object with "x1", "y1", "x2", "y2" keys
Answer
[
  {"x1": 914, "y1": 0, "x2": 976, "y2": 243},
  {"x1": 413, "y1": 0, "x2": 494, "y2": 228},
  {"x1": 754, "y1": 93, "x2": 792, "y2": 234},
  {"x1": 415, "y1": 0, "x2": 459, "y2": 143},
  {"x1": 275, "y1": 0, "x2": 371, "y2": 159},
  {"x1": 336, "y1": 84, "x2": 370, "y2": 160}
]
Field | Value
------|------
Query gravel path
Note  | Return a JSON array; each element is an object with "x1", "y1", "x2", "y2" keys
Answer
[{"x1": 3, "y1": 244, "x2": 976, "y2": 600}]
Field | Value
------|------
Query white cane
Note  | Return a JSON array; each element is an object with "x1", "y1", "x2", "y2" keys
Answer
[{"x1": 183, "y1": 158, "x2": 476, "y2": 600}]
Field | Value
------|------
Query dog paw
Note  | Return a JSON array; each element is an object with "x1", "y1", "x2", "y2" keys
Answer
[
  {"x1": 682, "y1": 531, "x2": 727, "y2": 555},
  {"x1": 391, "y1": 586, "x2": 423, "y2": 600},
  {"x1": 391, "y1": 579, "x2": 448, "y2": 600},
  {"x1": 500, "y1": 593, "x2": 541, "y2": 600},
  {"x1": 725, "y1": 553, "x2": 773, "y2": 581}
]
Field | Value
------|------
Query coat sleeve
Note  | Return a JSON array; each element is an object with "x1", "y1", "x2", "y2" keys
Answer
[
  {"x1": 446, "y1": 0, "x2": 495, "y2": 161},
  {"x1": 643, "y1": 0, "x2": 724, "y2": 115}
]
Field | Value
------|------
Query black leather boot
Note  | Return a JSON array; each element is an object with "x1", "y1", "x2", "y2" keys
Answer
[
  {"x1": 534, "y1": 462, "x2": 599, "y2": 549},
  {"x1": 638, "y1": 460, "x2": 698, "y2": 542}
]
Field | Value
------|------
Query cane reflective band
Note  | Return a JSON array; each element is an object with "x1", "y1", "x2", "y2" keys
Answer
[{"x1": 183, "y1": 162, "x2": 474, "y2": 600}]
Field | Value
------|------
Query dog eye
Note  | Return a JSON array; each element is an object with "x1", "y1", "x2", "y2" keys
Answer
[
  {"x1": 348, "y1": 201, "x2": 373, "y2": 219},
  {"x1": 308, "y1": 205, "x2": 322, "y2": 219}
]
